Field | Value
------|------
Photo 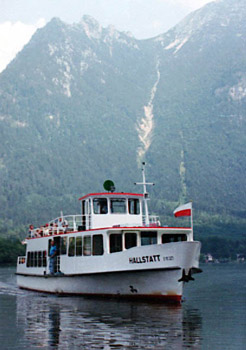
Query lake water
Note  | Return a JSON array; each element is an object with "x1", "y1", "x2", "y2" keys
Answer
[{"x1": 0, "y1": 264, "x2": 245, "y2": 349}]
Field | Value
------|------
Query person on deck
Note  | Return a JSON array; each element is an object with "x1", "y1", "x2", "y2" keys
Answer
[{"x1": 49, "y1": 240, "x2": 57, "y2": 274}]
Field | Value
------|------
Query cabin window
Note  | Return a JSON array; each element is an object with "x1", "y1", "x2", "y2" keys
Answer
[
  {"x1": 43, "y1": 251, "x2": 47, "y2": 267},
  {"x1": 83, "y1": 236, "x2": 92, "y2": 256},
  {"x1": 76, "y1": 236, "x2": 82, "y2": 256},
  {"x1": 125, "y1": 232, "x2": 137, "y2": 249},
  {"x1": 38, "y1": 251, "x2": 42, "y2": 267},
  {"x1": 26, "y1": 250, "x2": 46, "y2": 268},
  {"x1": 93, "y1": 234, "x2": 104, "y2": 255},
  {"x1": 162, "y1": 234, "x2": 187, "y2": 243},
  {"x1": 30, "y1": 252, "x2": 34, "y2": 267},
  {"x1": 110, "y1": 199, "x2": 126, "y2": 214},
  {"x1": 60, "y1": 237, "x2": 67, "y2": 255},
  {"x1": 141, "y1": 231, "x2": 157, "y2": 246},
  {"x1": 48, "y1": 240, "x2": 52, "y2": 256},
  {"x1": 128, "y1": 199, "x2": 140, "y2": 215},
  {"x1": 68, "y1": 237, "x2": 75, "y2": 256},
  {"x1": 34, "y1": 252, "x2": 38, "y2": 267},
  {"x1": 27, "y1": 252, "x2": 31, "y2": 267},
  {"x1": 93, "y1": 198, "x2": 108, "y2": 214},
  {"x1": 110, "y1": 233, "x2": 122, "y2": 253}
]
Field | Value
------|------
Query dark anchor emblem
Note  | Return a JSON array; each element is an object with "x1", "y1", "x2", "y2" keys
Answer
[{"x1": 129, "y1": 285, "x2": 138, "y2": 293}]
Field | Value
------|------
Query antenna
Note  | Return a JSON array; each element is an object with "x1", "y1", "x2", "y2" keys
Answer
[{"x1": 134, "y1": 162, "x2": 154, "y2": 226}]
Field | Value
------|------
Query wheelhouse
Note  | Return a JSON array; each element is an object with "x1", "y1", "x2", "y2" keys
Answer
[{"x1": 79, "y1": 192, "x2": 146, "y2": 230}]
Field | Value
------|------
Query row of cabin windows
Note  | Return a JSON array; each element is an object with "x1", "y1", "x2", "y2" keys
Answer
[
  {"x1": 109, "y1": 232, "x2": 187, "y2": 253},
  {"x1": 26, "y1": 233, "x2": 187, "y2": 266},
  {"x1": 68, "y1": 235, "x2": 103, "y2": 256},
  {"x1": 109, "y1": 231, "x2": 157, "y2": 253},
  {"x1": 91, "y1": 198, "x2": 140, "y2": 215},
  {"x1": 27, "y1": 251, "x2": 47, "y2": 268},
  {"x1": 25, "y1": 235, "x2": 103, "y2": 268}
]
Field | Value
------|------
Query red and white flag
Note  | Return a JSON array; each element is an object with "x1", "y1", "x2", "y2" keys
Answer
[{"x1": 173, "y1": 202, "x2": 192, "y2": 217}]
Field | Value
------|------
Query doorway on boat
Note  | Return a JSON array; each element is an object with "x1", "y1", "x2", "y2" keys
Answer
[
  {"x1": 81, "y1": 199, "x2": 91, "y2": 230},
  {"x1": 48, "y1": 237, "x2": 67, "y2": 273}
]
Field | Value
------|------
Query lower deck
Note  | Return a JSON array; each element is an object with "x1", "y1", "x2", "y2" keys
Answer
[{"x1": 17, "y1": 227, "x2": 194, "y2": 275}]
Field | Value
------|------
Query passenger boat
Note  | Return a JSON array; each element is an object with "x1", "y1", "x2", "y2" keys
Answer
[{"x1": 16, "y1": 163, "x2": 201, "y2": 302}]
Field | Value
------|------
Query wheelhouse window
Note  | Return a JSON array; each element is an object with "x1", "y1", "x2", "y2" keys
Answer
[
  {"x1": 68, "y1": 237, "x2": 75, "y2": 256},
  {"x1": 162, "y1": 234, "x2": 187, "y2": 243},
  {"x1": 128, "y1": 199, "x2": 140, "y2": 215},
  {"x1": 110, "y1": 233, "x2": 122, "y2": 253},
  {"x1": 93, "y1": 198, "x2": 108, "y2": 214},
  {"x1": 141, "y1": 231, "x2": 157, "y2": 246},
  {"x1": 83, "y1": 236, "x2": 92, "y2": 256},
  {"x1": 110, "y1": 199, "x2": 126, "y2": 214},
  {"x1": 125, "y1": 232, "x2": 137, "y2": 249},
  {"x1": 93, "y1": 235, "x2": 104, "y2": 255}
]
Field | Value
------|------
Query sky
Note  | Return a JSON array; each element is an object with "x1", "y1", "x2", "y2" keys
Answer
[{"x1": 0, "y1": 0, "x2": 215, "y2": 72}]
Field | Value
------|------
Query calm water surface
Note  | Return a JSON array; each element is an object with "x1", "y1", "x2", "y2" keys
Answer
[{"x1": 0, "y1": 264, "x2": 245, "y2": 349}]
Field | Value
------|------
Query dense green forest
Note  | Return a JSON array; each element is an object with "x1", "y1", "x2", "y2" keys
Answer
[{"x1": 0, "y1": 238, "x2": 25, "y2": 265}]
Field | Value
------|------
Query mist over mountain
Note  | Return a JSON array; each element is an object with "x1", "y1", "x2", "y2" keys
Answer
[{"x1": 0, "y1": 0, "x2": 245, "y2": 236}]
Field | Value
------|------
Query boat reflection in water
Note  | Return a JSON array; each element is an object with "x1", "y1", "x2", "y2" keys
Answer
[{"x1": 16, "y1": 294, "x2": 202, "y2": 349}]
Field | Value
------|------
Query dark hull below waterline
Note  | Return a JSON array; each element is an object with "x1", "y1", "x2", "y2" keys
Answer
[{"x1": 19, "y1": 286, "x2": 182, "y2": 303}]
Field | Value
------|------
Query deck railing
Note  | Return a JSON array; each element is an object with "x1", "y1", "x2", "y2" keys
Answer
[
  {"x1": 28, "y1": 215, "x2": 84, "y2": 238},
  {"x1": 143, "y1": 215, "x2": 161, "y2": 227},
  {"x1": 28, "y1": 213, "x2": 161, "y2": 238}
]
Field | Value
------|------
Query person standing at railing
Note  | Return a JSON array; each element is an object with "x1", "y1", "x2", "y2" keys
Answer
[
  {"x1": 58, "y1": 217, "x2": 68, "y2": 232},
  {"x1": 29, "y1": 225, "x2": 34, "y2": 237},
  {"x1": 62, "y1": 218, "x2": 68, "y2": 232},
  {"x1": 49, "y1": 240, "x2": 57, "y2": 275},
  {"x1": 58, "y1": 217, "x2": 64, "y2": 232}
]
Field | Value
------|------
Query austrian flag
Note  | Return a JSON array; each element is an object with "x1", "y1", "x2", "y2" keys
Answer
[{"x1": 173, "y1": 202, "x2": 192, "y2": 217}]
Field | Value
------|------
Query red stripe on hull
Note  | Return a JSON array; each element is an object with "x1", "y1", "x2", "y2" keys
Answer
[{"x1": 19, "y1": 286, "x2": 182, "y2": 303}]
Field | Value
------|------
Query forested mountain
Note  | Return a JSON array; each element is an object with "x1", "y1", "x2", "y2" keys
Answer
[{"x1": 0, "y1": 0, "x2": 245, "y2": 239}]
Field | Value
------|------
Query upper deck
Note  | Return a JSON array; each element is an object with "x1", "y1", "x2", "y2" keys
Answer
[{"x1": 27, "y1": 192, "x2": 160, "y2": 239}]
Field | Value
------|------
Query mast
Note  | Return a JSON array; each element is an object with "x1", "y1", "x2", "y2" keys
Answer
[{"x1": 134, "y1": 162, "x2": 154, "y2": 226}]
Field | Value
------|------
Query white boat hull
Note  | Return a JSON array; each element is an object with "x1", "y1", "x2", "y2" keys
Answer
[
  {"x1": 17, "y1": 236, "x2": 201, "y2": 302},
  {"x1": 17, "y1": 268, "x2": 183, "y2": 302}
]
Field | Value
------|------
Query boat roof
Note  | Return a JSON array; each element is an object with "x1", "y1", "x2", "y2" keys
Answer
[{"x1": 79, "y1": 192, "x2": 144, "y2": 201}]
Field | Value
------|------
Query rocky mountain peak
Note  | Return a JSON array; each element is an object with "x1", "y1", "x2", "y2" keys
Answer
[
  {"x1": 79, "y1": 15, "x2": 102, "y2": 39},
  {"x1": 155, "y1": 0, "x2": 246, "y2": 55}
]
